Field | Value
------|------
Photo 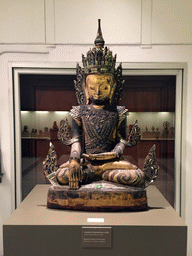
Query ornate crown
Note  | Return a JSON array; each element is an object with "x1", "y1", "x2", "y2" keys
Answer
[
  {"x1": 82, "y1": 19, "x2": 117, "y2": 75},
  {"x1": 74, "y1": 20, "x2": 124, "y2": 106}
]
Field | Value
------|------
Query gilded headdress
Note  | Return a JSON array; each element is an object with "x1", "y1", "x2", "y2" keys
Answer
[{"x1": 74, "y1": 19, "x2": 124, "y2": 105}]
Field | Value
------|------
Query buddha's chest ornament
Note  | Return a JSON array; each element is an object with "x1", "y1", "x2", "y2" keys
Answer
[{"x1": 81, "y1": 106, "x2": 117, "y2": 153}]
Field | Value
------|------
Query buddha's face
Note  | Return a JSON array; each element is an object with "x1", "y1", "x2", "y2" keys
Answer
[{"x1": 86, "y1": 74, "x2": 114, "y2": 105}]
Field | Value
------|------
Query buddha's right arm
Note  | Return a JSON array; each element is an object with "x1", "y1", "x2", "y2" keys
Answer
[
  {"x1": 59, "y1": 119, "x2": 82, "y2": 169},
  {"x1": 68, "y1": 119, "x2": 82, "y2": 189},
  {"x1": 70, "y1": 142, "x2": 81, "y2": 161},
  {"x1": 69, "y1": 118, "x2": 82, "y2": 162},
  {"x1": 58, "y1": 141, "x2": 81, "y2": 169}
]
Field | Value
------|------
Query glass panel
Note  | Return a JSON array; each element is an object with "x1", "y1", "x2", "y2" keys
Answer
[
  {"x1": 20, "y1": 74, "x2": 176, "y2": 207},
  {"x1": 20, "y1": 74, "x2": 76, "y2": 199},
  {"x1": 122, "y1": 76, "x2": 176, "y2": 207}
]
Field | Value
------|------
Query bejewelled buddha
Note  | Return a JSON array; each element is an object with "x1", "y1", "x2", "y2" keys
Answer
[{"x1": 44, "y1": 20, "x2": 158, "y2": 193}]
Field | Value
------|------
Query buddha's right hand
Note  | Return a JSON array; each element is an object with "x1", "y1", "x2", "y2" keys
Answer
[{"x1": 69, "y1": 159, "x2": 82, "y2": 190}]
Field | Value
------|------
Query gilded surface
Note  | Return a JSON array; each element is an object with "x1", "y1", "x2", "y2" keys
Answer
[
  {"x1": 47, "y1": 181, "x2": 147, "y2": 211},
  {"x1": 43, "y1": 20, "x2": 159, "y2": 209}
]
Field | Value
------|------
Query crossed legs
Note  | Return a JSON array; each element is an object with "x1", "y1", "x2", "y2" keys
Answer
[{"x1": 56, "y1": 160, "x2": 145, "y2": 187}]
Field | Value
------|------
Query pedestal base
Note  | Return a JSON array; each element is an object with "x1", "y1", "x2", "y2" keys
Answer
[
  {"x1": 3, "y1": 185, "x2": 187, "y2": 256},
  {"x1": 47, "y1": 181, "x2": 147, "y2": 211}
]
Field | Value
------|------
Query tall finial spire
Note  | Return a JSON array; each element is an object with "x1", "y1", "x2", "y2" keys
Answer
[
  {"x1": 94, "y1": 19, "x2": 105, "y2": 48},
  {"x1": 82, "y1": 19, "x2": 118, "y2": 76}
]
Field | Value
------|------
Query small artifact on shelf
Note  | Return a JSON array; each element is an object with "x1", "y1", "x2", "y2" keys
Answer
[
  {"x1": 36, "y1": 130, "x2": 43, "y2": 137},
  {"x1": 31, "y1": 128, "x2": 35, "y2": 137},
  {"x1": 43, "y1": 127, "x2": 50, "y2": 138},
  {"x1": 43, "y1": 20, "x2": 159, "y2": 211},
  {"x1": 50, "y1": 121, "x2": 59, "y2": 140},
  {"x1": 142, "y1": 126, "x2": 160, "y2": 139},
  {"x1": 162, "y1": 121, "x2": 170, "y2": 138},
  {"x1": 22, "y1": 125, "x2": 29, "y2": 137},
  {"x1": 169, "y1": 127, "x2": 175, "y2": 138}
]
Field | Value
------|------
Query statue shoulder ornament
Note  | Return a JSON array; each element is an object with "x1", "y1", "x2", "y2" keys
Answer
[{"x1": 70, "y1": 106, "x2": 81, "y2": 125}]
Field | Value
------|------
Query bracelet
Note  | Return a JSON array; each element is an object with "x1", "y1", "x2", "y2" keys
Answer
[{"x1": 69, "y1": 157, "x2": 80, "y2": 163}]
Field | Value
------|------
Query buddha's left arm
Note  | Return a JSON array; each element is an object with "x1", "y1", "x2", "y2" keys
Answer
[{"x1": 111, "y1": 118, "x2": 126, "y2": 157}]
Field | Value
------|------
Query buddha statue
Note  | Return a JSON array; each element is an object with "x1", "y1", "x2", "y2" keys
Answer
[{"x1": 43, "y1": 20, "x2": 159, "y2": 210}]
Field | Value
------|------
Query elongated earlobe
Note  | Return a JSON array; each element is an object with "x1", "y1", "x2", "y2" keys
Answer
[
  {"x1": 84, "y1": 81, "x2": 90, "y2": 104},
  {"x1": 109, "y1": 82, "x2": 116, "y2": 105}
]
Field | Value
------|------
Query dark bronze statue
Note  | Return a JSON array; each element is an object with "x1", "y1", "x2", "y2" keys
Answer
[{"x1": 43, "y1": 20, "x2": 159, "y2": 210}]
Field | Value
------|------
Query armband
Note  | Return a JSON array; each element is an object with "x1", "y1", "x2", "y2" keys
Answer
[{"x1": 71, "y1": 136, "x2": 81, "y2": 144}]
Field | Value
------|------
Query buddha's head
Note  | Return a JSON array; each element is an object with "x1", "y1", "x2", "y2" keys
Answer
[{"x1": 85, "y1": 74, "x2": 115, "y2": 105}]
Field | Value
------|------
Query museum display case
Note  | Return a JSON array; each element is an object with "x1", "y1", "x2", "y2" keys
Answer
[{"x1": 19, "y1": 73, "x2": 176, "y2": 206}]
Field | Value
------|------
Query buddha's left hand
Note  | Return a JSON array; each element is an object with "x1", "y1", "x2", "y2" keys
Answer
[{"x1": 82, "y1": 152, "x2": 118, "y2": 161}]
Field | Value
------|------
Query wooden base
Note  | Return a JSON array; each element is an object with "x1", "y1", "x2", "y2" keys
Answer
[{"x1": 47, "y1": 181, "x2": 148, "y2": 211}]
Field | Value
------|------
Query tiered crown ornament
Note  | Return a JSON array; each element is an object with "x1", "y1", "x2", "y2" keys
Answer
[
  {"x1": 82, "y1": 19, "x2": 116, "y2": 75},
  {"x1": 74, "y1": 19, "x2": 124, "y2": 106}
]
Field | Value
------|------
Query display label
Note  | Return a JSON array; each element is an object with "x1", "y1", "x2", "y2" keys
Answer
[
  {"x1": 82, "y1": 227, "x2": 112, "y2": 248},
  {"x1": 87, "y1": 218, "x2": 104, "y2": 223}
]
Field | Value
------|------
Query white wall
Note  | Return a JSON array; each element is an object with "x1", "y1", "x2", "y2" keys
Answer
[
  {"x1": 1, "y1": 0, "x2": 192, "y2": 45},
  {"x1": 0, "y1": 0, "x2": 192, "y2": 255}
]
